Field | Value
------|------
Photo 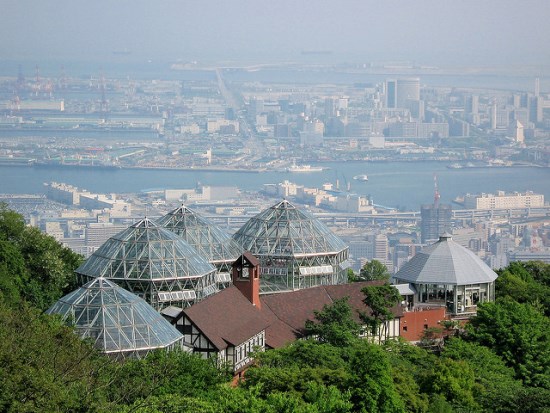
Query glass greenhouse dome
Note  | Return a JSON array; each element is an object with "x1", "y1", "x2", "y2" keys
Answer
[
  {"x1": 47, "y1": 277, "x2": 186, "y2": 358},
  {"x1": 75, "y1": 218, "x2": 218, "y2": 310},
  {"x1": 157, "y1": 205, "x2": 242, "y2": 287},
  {"x1": 232, "y1": 200, "x2": 349, "y2": 293}
]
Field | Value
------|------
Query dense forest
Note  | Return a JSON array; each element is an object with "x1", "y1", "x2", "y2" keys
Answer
[{"x1": 1, "y1": 204, "x2": 549, "y2": 412}]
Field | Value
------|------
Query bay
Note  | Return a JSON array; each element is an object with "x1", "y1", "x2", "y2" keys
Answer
[{"x1": 0, "y1": 162, "x2": 548, "y2": 211}]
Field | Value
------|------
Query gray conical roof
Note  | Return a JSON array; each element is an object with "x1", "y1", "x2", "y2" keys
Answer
[
  {"x1": 232, "y1": 200, "x2": 347, "y2": 257},
  {"x1": 157, "y1": 205, "x2": 241, "y2": 265},
  {"x1": 47, "y1": 278, "x2": 184, "y2": 355},
  {"x1": 395, "y1": 234, "x2": 498, "y2": 285},
  {"x1": 76, "y1": 218, "x2": 216, "y2": 282}
]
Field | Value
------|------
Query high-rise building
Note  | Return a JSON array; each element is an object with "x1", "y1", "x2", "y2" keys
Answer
[
  {"x1": 374, "y1": 234, "x2": 389, "y2": 262},
  {"x1": 85, "y1": 222, "x2": 128, "y2": 249},
  {"x1": 324, "y1": 98, "x2": 336, "y2": 117},
  {"x1": 385, "y1": 78, "x2": 420, "y2": 109},
  {"x1": 396, "y1": 78, "x2": 420, "y2": 108},
  {"x1": 529, "y1": 96, "x2": 543, "y2": 123},
  {"x1": 407, "y1": 99, "x2": 425, "y2": 120},
  {"x1": 511, "y1": 120, "x2": 525, "y2": 143},
  {"x1": 465, "y1": 95, "x2": 479, "y2": 114},
  {"x1": 385, "y1": 80, "x2": 397, "y2": 108},
  {"x1": 420, "y1": 204, "x2": 452, "y2": 244}
]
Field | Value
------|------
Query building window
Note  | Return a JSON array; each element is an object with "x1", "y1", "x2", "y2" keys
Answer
[{"x1": 403, "y1": 326, "x2": 408, "y2": 332}]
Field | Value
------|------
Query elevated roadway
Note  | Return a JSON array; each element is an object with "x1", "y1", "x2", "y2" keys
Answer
[{"x1": 205, "y1": 206, "x2": 550, "y2": 228}]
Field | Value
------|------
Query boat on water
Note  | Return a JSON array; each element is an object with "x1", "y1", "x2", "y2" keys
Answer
[
  {"x1": 447, "y1": 162, "x2": 475, "y2": 169},
  {"x1": 286, "y1": 164, "x2": 323, "y2": 173},
  {"x1": 353, "y1": 174, "x2": 368, "y2": 181}
]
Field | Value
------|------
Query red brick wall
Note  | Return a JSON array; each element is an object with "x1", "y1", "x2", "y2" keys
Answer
[
  {"x1": 232, "y1": 260, "x2": 261, "y2": 309},
  {"x1": 400, "y1": 307, "x2": 447, "y2": 342}
]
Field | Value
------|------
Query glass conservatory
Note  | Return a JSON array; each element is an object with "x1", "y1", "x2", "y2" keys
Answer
[
  {"x1": 75, "y1": 218, "x2": 218, "y2": 310},
  {"x1": 394, "y1": 234, "x2": 498, "y2": 315},
  {"x1": 232, "y1": 200, "x2": 349, "y2": 293},
  {"x1": 157, "y1": 205, "x2": 242, "y2": 288},
  {"x1": 47, "y1": 277, "x2": 186, "y2": 358}
]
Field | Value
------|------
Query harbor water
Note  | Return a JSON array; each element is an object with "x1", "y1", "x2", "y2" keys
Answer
[{"x1": 0, "y1": 161, "x2": 548, "y2": 211}]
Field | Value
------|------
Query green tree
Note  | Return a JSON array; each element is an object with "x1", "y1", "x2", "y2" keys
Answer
[
  {"x1": 107, "y1": 349, "x2": 229, "y2": 406},
  {"x1": 360, "y1": 260, "x2": 391, "y2": 282},
  {"x1": 19, "y1": 226, "x2": 83, "y2": 309},
  {"x1": 0, "y1": 240, "x2": 26, "y2": 306},
  {"x1": 210, "y1": 384, "x2": 330, "y2": 413},
  {"x1": 522, "y1": 261, "x2": 550, "y2": 286},
  {"x1": 244, "y1": 340, "x2": 350, "y2": 397},
  {"x1": 347, "y1": 268, "x2": 359, "y2": 282},
  {"x1": 441, "y1": 338, "x2": 529, "y2": 413},
  {"x1": 361, "y1": 283, "x2": 402, "y2": 342},
  {"x1": 383, "y1": 340, "x2": 437, "y2": 413},
  {"x1": 467, "y1": 298, "x2": 550, "y2": 388},
  {"x1": 418, "y1": 327, "x2": 445, "y2": 351},
  {"x1": 348, "y1": 340, "x2": 405, "y2": 413},
  {"x1": 420, "y1": 358, "x2": 477, "y2": 410},
  {"x1": 0, "y1": 203, "x2": 26, "y2": 242},
  {"x1": 303, "y1": 382, "x2": 353, "y2": 413},
  {"x1": 496, "y1": 261, "x2": 550, "y2": 316},
  {"x1": 116, "y1": 394, "x2": 218, "y2": 413},
  {"x1": 426, "y1": 394, "x2": 453, "y2": 413},
  {"x1": 0, "y1": 302, "x2": 110, "y2": 412},
  {"x1": 305, "y1": 297, "x2": 361, "y2": 347},
  {"x1": 0, "y1": 206, "x2": 82, "y2": 310}
]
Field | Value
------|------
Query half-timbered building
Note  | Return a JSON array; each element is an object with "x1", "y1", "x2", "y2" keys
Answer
[
  {"x1": 171, "y1": 286, "x2": 268, "y2": 374},
  {"x1": 164, "y1": 252, "x2": 404, "y2": 376}
]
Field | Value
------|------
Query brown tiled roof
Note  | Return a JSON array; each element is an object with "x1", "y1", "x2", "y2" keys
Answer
[
  {"x1": 264, "y1": 319, "x2": 301, "y2": 349},
  {"x1": 182, "y1": 286, "x2": 269, "y2": 351},
  {"x1": 260, "y1": 281, "x2": 403, "y2": 348},
  {"x1": 324, "y1": 280, "x2": 404, "y2": 321},
  {"x1": 261, "y1": 287, "x2": 332, "y2": 334},
  {"x1": 181, "y1": 281, "x2": 403, "y2": 352},
  {"x1": 232, "y1": 251, "x2": 260, "y2": 267}
]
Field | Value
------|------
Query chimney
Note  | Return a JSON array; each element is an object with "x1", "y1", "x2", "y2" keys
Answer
[{"x1": 231, "y1": 252, "x2": 261, "y2": 309}]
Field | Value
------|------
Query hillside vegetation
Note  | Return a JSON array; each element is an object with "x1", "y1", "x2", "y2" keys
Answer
[{"x1": 0, "y1": 205, "x2": 549, "y2": 412}]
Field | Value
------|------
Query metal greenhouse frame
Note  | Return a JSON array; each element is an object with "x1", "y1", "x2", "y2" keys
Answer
[
  {"x1": 232, "y1": 200, "x2": 350, "y2": 293},
  {"x1": 157, "y1": 205, "x2": 242, "y2": 288},
  {"x1": 47, "y1": 277, "x2": 186, "y2": 358},
  {"x1": 75, "y1": 218, "x2": 218, "y2": 310}
]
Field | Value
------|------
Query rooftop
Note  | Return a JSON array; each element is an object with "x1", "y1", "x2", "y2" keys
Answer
[
  {"x1": 76, "y1": 217, "x2": 217, "y2": 282},
  {"x1": 47, "y1": 277, "x2": 184, "y2": 356},
  {"x1": 157, "y1": 205, "x2": 242, "y2": 265},
  {"x1": 395, "y1": 234, "x2": 498, "y2": 285},
  {"x1": 232, "y1": 199, "x2": 348, "y2": 257}
]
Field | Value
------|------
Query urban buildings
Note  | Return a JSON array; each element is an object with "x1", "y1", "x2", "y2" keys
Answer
[
  {"x1": 420, "y1": 203, "x2": 452, "y2": 244},
  {"x1": 385, "y1": 78, "x2": 420, "y2": 109},
  {"x1": 463, "y1": 191, "x2": 544, "y2": 210}
]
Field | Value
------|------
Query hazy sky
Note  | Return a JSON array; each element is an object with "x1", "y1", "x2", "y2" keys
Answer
[{"x1": 2, "y1": 0, "x2": 549, "y2": 66}]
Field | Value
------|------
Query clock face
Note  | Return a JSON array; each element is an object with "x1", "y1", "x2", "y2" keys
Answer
[{"x1": 238, "y1": 267, "x2": 249, "y2": 279}]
